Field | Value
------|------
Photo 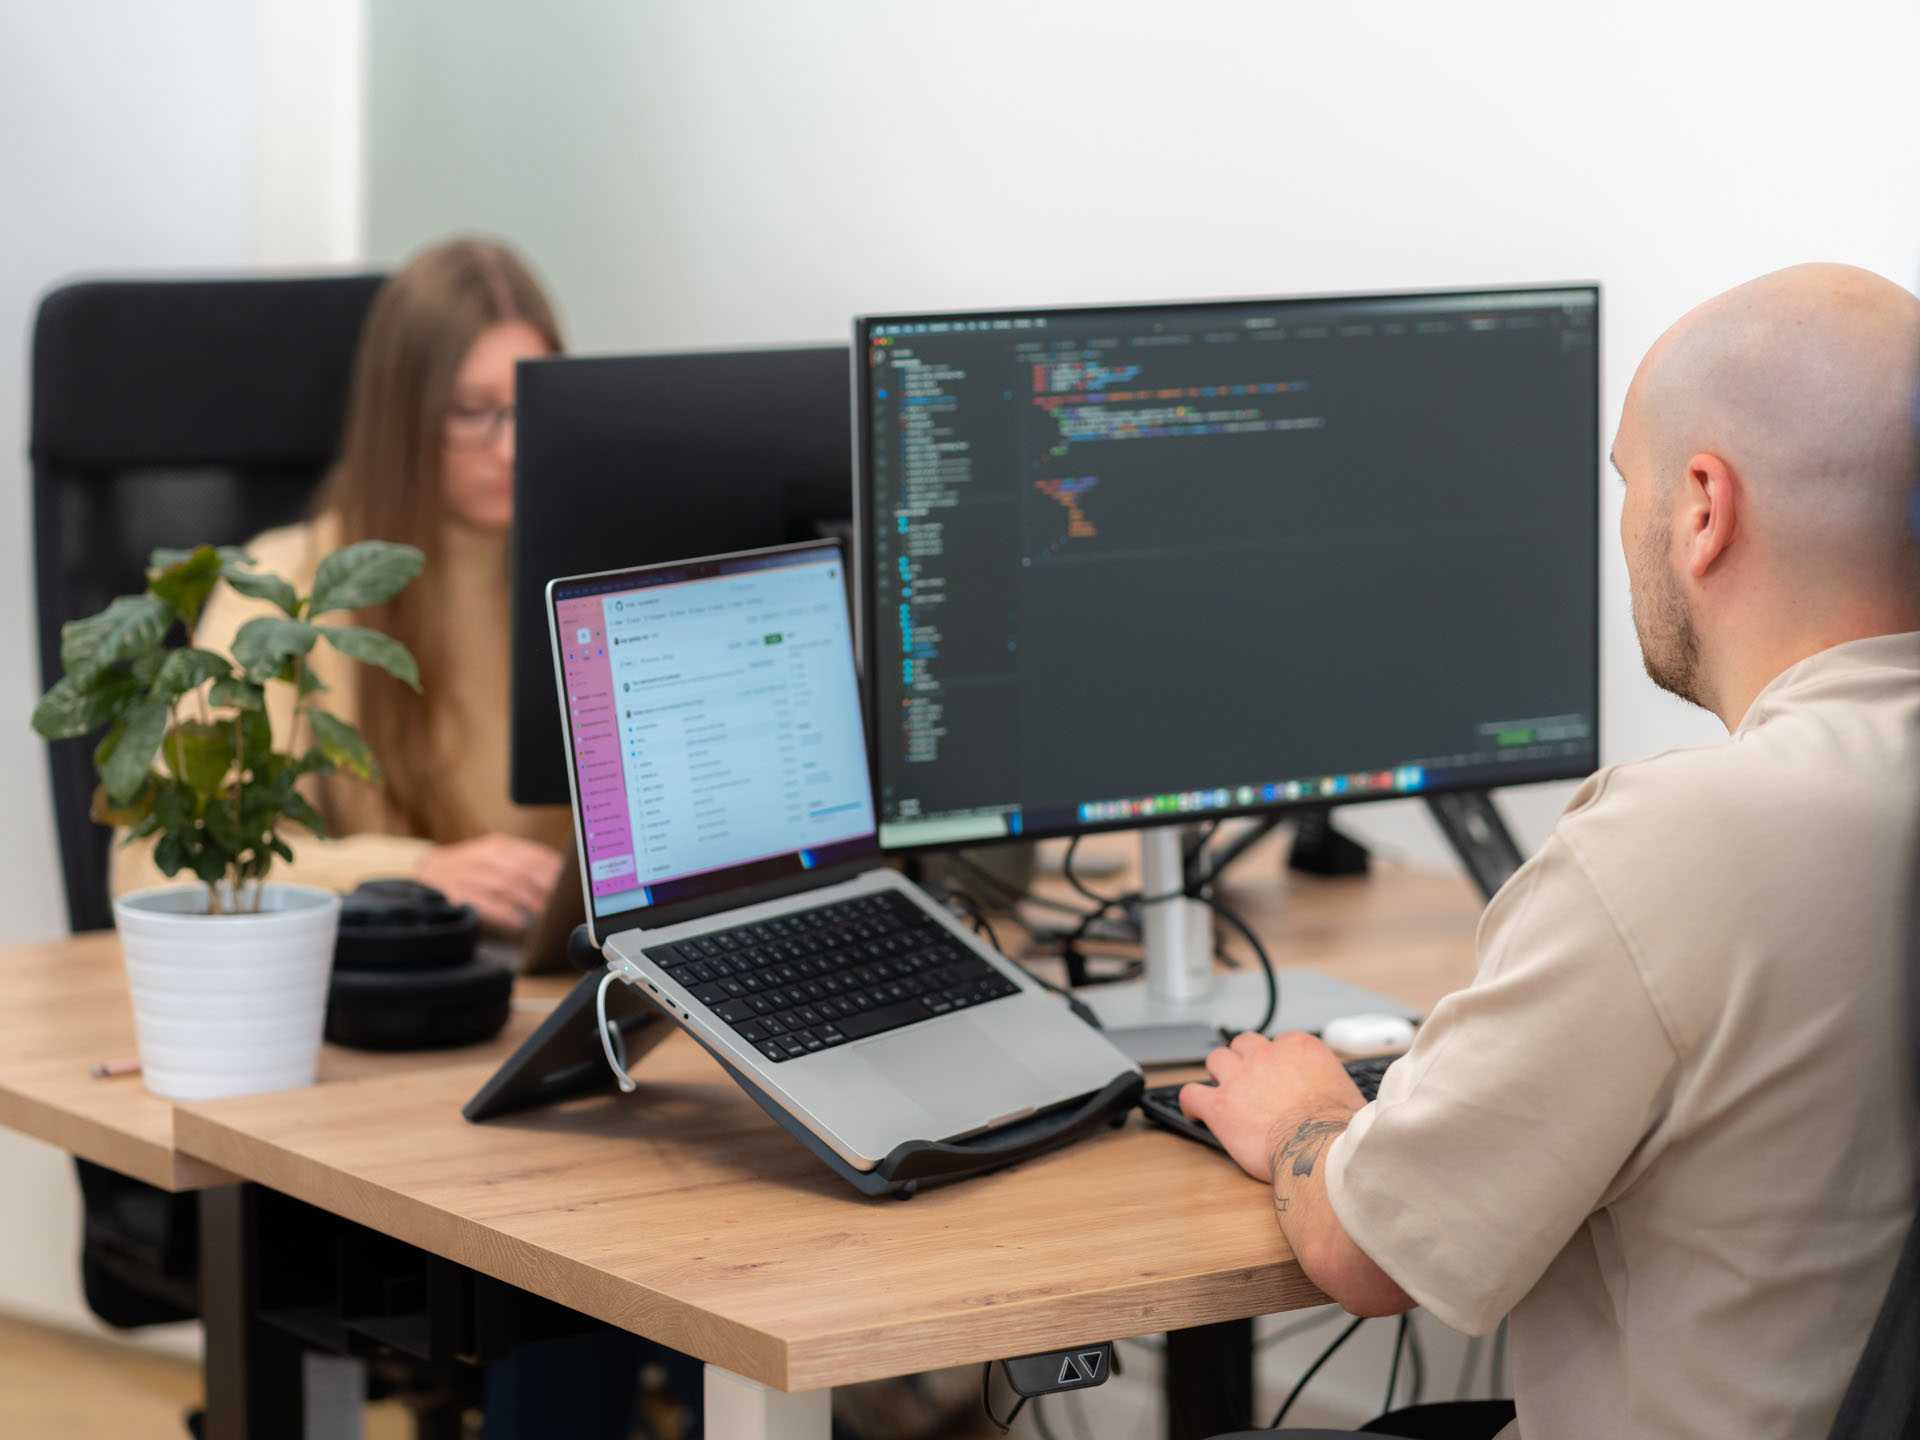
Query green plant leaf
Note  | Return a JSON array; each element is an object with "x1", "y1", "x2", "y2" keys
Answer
[
  {"x1": 90, "y1": 780, "x2": 155, "y2": 827},
  {"x1": 305, "y1": 709, "x2": 376, "y2": 781},
  {"x1": 238, "y1": 707, "x2": 273, "y2": 768},
  {"x1": 59, "y1": 595, "x2": 172, "y2": 688},
  {"x1": 316, "y1": 625, "x2": 421, "y2": 691},
  {"x1": 307, "y1": 541, "x2": 424, "y2": 617},
  {"x1": 148, "y1": 546, "x2": 223, "y2": 628},
  {"x1": 189, "y1": 848, "x2": 227, "y2": 886},
  {"x1": 149, "y1": 647, "x2": 233, "y2": 702},
  {"x1": 31, "y1": 671, "x2": 142, "y2": 740},
  {"x1": 268, "y1": 836, "x2": 294, "y2": 863},
  {"x1": 297, "y1": 665, "x2": 329, "y2": 698},
  {"x1": 220, "y1": 565, "x2": 300, "y2": 618},
  {"x1": 208, "y1": 676, "x2": 265, "y2": 711},
  {"x1": 101, "y1": 698, "x2": 170, "y2": 804},
  {"x1": 153, "y1": 781, "x2": 196, "y2": 835},
  {"x1": 166, "y1": 720, "x2": 235, "y2": 801},
  {"x1": 230, "y1": 616, "x2": 318, "y2": 683},
  {"x1": 281, "y1": 791, "x2": 327, "y2": 836},
  {"x1": 153, "y1": 834, "x2": 186, "y2": 877}
]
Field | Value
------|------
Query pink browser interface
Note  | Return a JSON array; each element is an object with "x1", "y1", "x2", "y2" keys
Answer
[{"x1": 554, "y1": 595, "x2": 637, "y2": 899}]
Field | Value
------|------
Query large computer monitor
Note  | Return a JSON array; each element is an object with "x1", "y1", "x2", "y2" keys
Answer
[
  {"x1": 856, "y1": 285, "x2": 1599, "y2": 1034},
  {"x1": 511, "y1": 345, "x2": 853, "y2": 805}
]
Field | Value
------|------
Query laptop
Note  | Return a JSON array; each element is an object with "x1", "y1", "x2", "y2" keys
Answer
[{"x1": 548, "y1": 539, "x2": 1140, "y2": 1176}]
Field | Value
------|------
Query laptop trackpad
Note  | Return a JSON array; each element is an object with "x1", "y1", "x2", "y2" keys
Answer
[{"x1": 847, "y1": 1018, "x2": 1048, "y2": 1137}]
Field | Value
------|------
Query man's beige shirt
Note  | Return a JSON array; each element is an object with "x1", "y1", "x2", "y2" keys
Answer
[{"x1": 1327, "y1": 633, "x2": 1920, "y2": 1439}]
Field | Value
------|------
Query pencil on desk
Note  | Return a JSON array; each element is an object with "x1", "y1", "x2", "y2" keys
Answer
[{"x1": 88, "y1": 1057, "x2": 141, "y2": 1079}]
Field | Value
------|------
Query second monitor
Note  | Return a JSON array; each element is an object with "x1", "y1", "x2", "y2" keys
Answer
[{"x1": 511, "y1": 344, "x2": 853, "y2": 806}]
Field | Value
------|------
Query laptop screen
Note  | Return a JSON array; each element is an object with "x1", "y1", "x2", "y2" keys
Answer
[{"x1": 550, "y1": 541, "x2": 879, "y2": 927}]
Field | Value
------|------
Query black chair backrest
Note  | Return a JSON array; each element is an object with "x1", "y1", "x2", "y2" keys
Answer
[{"x1": 30, "y1": 274, "x2": 383, "y2": 933}]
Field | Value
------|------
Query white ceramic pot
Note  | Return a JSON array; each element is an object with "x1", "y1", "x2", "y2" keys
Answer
[{"x1": 112, "y1": 883, "x2": 342, "y2": 1101}]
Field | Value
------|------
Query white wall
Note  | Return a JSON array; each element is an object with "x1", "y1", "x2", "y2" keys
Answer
[
  {"x1": 364, "y1": 0, "x2": 1920, "y2": 866},
  {"x1": 0, "y1": 0, "x2": 363, "y2": 1347}
]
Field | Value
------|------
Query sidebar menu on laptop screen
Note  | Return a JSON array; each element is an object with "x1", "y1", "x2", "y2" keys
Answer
[{"x1": 553, "y1": 548, "x2": 878, "y2": 921}]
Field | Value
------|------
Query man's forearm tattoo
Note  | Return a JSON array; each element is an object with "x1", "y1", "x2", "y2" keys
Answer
[{"x1": 1274, "y1": 1116, "x2": 1350, "y2": 1180}]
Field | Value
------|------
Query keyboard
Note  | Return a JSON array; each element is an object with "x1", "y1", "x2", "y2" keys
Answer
[
  {"x1": 1139, "y1": 1054, "x2": 1397, "y2": 1154},
  {"x1": 641, "y1": 890, "x2": 1019, "y2": 1064}
]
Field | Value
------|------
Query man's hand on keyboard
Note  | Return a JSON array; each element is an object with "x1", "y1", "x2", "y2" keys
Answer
[{"x1": 1178, "y1": 1031, "x2": 1365, "y2": 1185}]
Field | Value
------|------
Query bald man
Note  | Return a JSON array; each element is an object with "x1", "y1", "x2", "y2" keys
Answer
[{"x1": 1185, "y1": 264, "x2": 1920, "y2": 1439}]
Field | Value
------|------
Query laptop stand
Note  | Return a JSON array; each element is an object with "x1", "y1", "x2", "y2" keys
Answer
[{"x1": 467, "y1": 929, "x2": 1143, "y2": 1198}]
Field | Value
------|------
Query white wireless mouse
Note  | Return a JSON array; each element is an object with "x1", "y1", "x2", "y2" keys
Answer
[{"x1": 1321, "y1": 1012, "x2": 1416, "y2": 1057}]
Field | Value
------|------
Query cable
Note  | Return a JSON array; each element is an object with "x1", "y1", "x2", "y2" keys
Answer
[
  {"x1": 981, "y1": 1362, "x2": 1028, "y2": 1434},
  {"x1": 949, "y1": 851, "x2": 1091, "y2": 919},
  {"x1": 1062, "y1": 822, "x2": 1228, "y2": 911},
  {"x1": 595, "y1": 971, "x2": 636, "y2": 1095},
  {"x1": 1269, "y1": 1314, "x2": 1366, "y2": 1428},
  {"x1": 947, "y1": 887, "x2": 1108, "y2": 1030},
  {"x1": 1194, "y1": 890, "x2": 1279, "y2": 1036},
  {"x1": 1406, "y1": 1313, "x2": 1425, "y2": 1406},
  {"x1": 1383, "y1": 1313, "x2": 1408, "y2": 1413},
  {"x1": 1255, "y1": 1307, "x2": 1343, "y2": 1351},
  {"x1": 1454, "y1": 1334, "x2": 1482, "y2": 1401},
  {"x1": 943, "y1": 889, "x2": 1005, "y2": 954}
]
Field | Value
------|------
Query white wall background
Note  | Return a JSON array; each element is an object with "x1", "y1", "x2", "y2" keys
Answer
[{"x1": 0, "y1": 0, "x2": 361, "y2": 1351}]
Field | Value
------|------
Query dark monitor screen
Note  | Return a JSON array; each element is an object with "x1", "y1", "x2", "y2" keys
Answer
[
  {"x1": 511, "y1": 346, "x2": 852, "y2": 804},
  {"x1": 856, "y1": 286, "x2": 1600, "y2": 849}
]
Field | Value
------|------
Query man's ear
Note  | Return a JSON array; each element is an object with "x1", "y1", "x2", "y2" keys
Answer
[{"x1": 1680, "y1": 451, "x2": 1739, "y2": 580}]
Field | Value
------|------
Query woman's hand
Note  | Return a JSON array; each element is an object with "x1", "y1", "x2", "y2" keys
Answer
[{"x1": 415, "y1": 835, "x2": 564, "y2": 933}]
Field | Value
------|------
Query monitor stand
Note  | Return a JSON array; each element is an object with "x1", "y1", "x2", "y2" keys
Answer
[{"x1": 1072, "y1": 826, "x2": 1417, "y2": 1066}]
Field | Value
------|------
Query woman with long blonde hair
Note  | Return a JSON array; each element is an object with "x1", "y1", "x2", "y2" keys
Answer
[{"x1": 115, "y1": 237, "x2": 571, "y2": 932}]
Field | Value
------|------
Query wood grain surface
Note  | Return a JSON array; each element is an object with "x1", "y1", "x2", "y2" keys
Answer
[
  {"x1": 0, "y1": 930, "x2": 569, "y2": 1192},
  {"x1": 173, "y1": 843, "x2": 1485, "y2": 1390}
]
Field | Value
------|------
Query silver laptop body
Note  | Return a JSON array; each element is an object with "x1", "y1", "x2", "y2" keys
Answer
[{"x1": 548, "y1": 540, "x2": 1138, "y2": 1172}]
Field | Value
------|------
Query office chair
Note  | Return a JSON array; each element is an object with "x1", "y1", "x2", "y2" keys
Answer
[{"x1": 30, "y1": 272, "x2": 382, "y2": 1328}]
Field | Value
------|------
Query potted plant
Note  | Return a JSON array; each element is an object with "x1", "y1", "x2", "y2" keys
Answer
[{"x1": 31, "y1": 541, "x2": 424, "y2": 1100}]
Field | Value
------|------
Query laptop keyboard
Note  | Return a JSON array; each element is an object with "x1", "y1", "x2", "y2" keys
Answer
[{"x1": 642, "y1": 890, "x2": 1020, "y2": 1063}]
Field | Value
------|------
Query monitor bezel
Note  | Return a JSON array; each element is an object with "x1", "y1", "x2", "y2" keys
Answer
[
  {"x1": 547, "y1": 537, "x2": 880, "y2": 948},
  {"x1": 853, "y1": 282, "x2": 1603, "y2": 856}
]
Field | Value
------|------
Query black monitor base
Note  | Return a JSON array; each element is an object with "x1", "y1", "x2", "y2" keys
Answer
[
  {"x1": 1280, "y1": 790, "x2": 1525, "y2": 902},
  {"x1": 1287, "y1": 805, "x2": 1371, "y2": 877}
]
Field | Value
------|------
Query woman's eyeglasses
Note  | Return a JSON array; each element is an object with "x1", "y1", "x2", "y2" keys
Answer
[{"x1": 445, "y1": 403, "x2": 515, "y2": 449}]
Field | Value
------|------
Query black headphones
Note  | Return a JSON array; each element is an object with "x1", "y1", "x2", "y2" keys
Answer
[{"x1": 326, "y1": 880, "x2": 513, "y2": 1050}]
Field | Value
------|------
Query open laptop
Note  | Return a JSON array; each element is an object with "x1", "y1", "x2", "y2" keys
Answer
[{"x1": 548, "y1": 540, "x2": 1139, "y2": 1176}]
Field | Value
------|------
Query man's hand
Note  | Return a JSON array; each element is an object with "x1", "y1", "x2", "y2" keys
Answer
[
  {"x1": 1181, "y1": 1031, "x2": 1413, "y2": 1317},
  {"x1": 416, "y1": 834, "x2": 564, "y2": 934},
  {"x1": 1179, "y1": 1030, "x2": 1365, "y2": 1183}
]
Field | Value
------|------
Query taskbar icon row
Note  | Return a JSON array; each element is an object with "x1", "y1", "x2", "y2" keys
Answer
[{"x1": 1076, "y1": 767, "x2": 1426, "y2": 825}]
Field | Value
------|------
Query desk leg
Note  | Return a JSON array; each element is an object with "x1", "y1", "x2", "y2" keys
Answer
[
  {"x1": 201, "y1": 1184, "x2": 305, "y2": 1440},
  {"x1": 703, "y1": 1365, "x2": 830, "y2": 1440},
  {"x1": 1164, "y1": 1318, "x2": 1254, "y2": 1440}
]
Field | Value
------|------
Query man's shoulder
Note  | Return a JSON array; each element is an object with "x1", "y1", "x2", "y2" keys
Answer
[{"x1": 1556, "y1": 738, "x2": 1755, "y2": 842}]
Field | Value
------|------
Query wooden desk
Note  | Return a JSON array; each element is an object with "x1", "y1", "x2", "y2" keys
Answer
[
  {"x1": 169, "y1": 851, "x2": 1483, "y2": 1436},
  {"x1": 0, "y1": 839, "x2": 1485, "y2": 1438},
  {"x1": 0, "y1": 932, "x2": 570, "y2": 1191}
]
